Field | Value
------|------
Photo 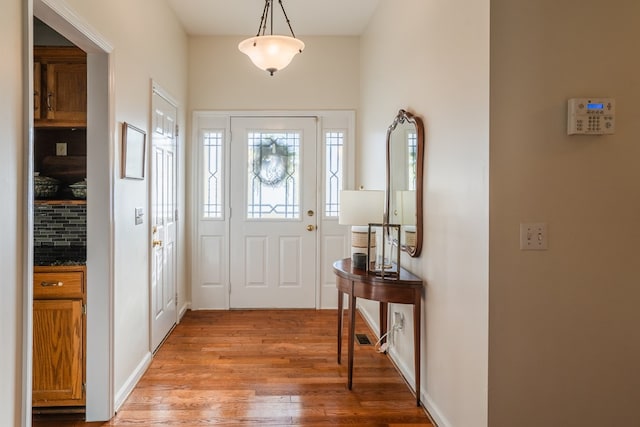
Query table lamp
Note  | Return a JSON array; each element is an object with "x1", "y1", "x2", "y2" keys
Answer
[{"x1": 339, "y1": 190, "x2": 384, "y2": 270}]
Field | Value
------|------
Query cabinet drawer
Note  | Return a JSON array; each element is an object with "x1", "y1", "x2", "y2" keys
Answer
[{"x1": 34, "y1": 271, "x2": 84, "y2": 299}]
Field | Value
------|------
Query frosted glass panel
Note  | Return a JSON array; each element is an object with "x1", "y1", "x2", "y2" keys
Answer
[
  {"x1": 325, "y1": 131, "x2": 344, "y2": 217},
  {"x1": 247, "y1": 132, "x2": 300, "y2": 219}
]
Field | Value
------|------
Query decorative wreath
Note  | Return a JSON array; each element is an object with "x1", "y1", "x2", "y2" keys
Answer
[{"x1": 253, "y1": 138, "x2": 290, "y2": 187}]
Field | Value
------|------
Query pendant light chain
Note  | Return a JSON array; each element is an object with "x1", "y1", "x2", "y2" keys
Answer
[
  {"x1": 255, "y1": 0, "x2": 298, "y2": 39},
  {"x1": 278, "y1": 0, "x2": 297, "y2": 39},
  {"x1": 270, "y1": 0, "x2": 274, "y2": 35},
  {"x1": 257, "y1": 0, "x2": 270, "y2": 37}
]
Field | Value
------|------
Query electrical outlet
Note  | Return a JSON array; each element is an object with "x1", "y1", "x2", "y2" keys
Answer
[
  {"x1": 393, "y1": 312, "x2": 404, "y2": 330},
  {"x1": 56, "y1": 142, "x2": 67, "y2": 156}
]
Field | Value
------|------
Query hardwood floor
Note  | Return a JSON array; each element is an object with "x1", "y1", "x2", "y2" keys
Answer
[{"x1": 34, "y1": 309, "x2": 433, "y2": 426}]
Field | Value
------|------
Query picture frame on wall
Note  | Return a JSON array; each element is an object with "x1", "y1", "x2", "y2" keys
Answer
[{"x1": 122, "y1": 122, "x2": 146, "y2": 179}]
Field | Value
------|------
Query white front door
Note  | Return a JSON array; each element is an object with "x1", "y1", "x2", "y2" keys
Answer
[
  {"x1": 229, "y1": 117, "x2": 318, "y2": 308},
  {"x1": 150, "y1": 87, "x2": 178, "y2": 351}
]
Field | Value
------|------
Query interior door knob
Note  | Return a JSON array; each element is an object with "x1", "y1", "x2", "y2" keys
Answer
[{"x1": 306, "y1": 225, "x2": 315, "y2": 231}]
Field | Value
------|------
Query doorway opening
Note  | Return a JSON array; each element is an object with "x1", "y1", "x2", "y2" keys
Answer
[{"x1": 27, "y1": 0, "x2": 115, "y2": 423}]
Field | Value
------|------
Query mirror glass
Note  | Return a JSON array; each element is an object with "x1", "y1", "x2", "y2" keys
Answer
[{"x1": 385, "y1": 109, "x2": 424, "y2": 257}]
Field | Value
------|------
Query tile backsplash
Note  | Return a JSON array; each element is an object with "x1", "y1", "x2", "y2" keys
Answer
[{"x1": 34, "y1": 203, "x2": 86, "y2": 247}]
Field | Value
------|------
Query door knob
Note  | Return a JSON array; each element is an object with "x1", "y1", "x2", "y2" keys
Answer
[
  {"x1": 152, "y1": 240, "x2": 163, "y2": 247},
  {"x1": 306, "y1": 225, "x2": 315, "y2": 231}
]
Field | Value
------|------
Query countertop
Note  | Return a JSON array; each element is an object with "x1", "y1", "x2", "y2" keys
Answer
[{"x1": 34, "y1": 245, "x2": 86, "y2": 266}]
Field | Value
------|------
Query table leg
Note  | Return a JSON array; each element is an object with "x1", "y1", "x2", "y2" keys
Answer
[
  {"x1": 337, "y1": 290, "x2": 343, "y2": 364},
  {"x1": 414, "y1": 296, "x2": 421, "y2": 407},
  {"x1": 347, "y1": 293, "x2": 356, "y2": 390},
  {"x1": 379, "y1": 302, "x2": 388, "y2": 346}
]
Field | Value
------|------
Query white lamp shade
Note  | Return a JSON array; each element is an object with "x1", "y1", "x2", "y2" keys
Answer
[
  {"x1": 238, "y1": 35, "x2": 304, "y2": 75},
  {"x1": 338, "y1": 190, "x2": 384, "y2": 225}
]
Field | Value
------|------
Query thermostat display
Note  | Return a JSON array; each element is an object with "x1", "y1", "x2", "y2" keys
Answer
[{"x1": 568, "y1": 97, "x2": 615, "y2": 135}]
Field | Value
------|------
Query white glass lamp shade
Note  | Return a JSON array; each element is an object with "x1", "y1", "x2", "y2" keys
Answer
[
  {"x1": 338, "y1": 190, "x2": 384, "y2": 226},
  {"x1": 238, "y1": 35, "x2": 304, "y2": 75}
]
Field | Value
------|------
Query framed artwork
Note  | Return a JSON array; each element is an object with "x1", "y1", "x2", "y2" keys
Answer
[{"x1": 122, "y1": 122, "x2": 146, "y2": 179}]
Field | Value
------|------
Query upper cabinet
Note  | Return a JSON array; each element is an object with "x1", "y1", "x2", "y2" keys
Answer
[{"x1": 34, "y1": 47, "x2": 87, "y2": 128}]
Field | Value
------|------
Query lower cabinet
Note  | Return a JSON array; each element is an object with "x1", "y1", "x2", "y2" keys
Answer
[{"x1": 33, "y1": 266, "x2": 86, "y2": 408}]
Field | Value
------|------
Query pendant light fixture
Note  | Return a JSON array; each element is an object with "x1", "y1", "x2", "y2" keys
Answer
[{"x1": 238, "y1": 0, "x2": 304, "y2": 76}]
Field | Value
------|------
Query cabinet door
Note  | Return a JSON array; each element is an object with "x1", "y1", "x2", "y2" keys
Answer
[
  {"x1": 32, "y1": 299, "x2": 84, "y2": 406},
  {"x1": 34, "y1": 61, "x2": 42, "y2": 120},
  {"x1": 45, "y1": 62, "x2": 87, "y2": 124}
]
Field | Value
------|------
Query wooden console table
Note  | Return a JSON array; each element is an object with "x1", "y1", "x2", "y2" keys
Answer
[{"x1": 333, "y1": 258, "x2": 423, "y2": 406}]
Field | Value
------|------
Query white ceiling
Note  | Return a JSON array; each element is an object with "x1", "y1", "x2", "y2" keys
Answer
[{"x1": 166, "y1": 0, "x2": 382, "y2": 36}]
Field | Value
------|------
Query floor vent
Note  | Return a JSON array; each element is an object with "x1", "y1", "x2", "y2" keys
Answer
[{"x1": 356, "y1": 333, "x2": 372, "y2": 345}]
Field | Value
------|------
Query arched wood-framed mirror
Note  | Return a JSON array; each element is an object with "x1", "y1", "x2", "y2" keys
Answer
[{"x1": 385, "y1": 109, "x2": 424, "y2": 257}]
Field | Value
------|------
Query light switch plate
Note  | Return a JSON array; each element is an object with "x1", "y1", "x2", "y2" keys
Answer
[
  {"x1": 56, "y1": 142, "x2": 67, "y2": 156},
  {"x1": 520, "y1": 222, "x2": 548, "y2": 250},
  {"x1": 135, "y1": 207, "x2": 144, "y2": 225}
]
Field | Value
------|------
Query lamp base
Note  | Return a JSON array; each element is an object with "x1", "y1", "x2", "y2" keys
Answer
[{"x1": 351, "y1": 226, "x2": 376, "y2": 267}]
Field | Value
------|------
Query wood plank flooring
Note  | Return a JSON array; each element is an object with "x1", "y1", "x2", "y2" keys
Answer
[{"x1": 34, "y1": 309, "x2": 433, "y2": 426}]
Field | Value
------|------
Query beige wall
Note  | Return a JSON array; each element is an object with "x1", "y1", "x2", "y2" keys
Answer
[
  {"x1": 188, "y1": 36, "x2": 360, "y2": 110},
  {"x1": 360, "y1": 1, "x2": 490, "y2": 426},
  {"x1": 489, "y1": 1, "x2": 640, "y2": 425},
  {"x1": 0, "y1": 0, "x2": 26, "y2": 423}
]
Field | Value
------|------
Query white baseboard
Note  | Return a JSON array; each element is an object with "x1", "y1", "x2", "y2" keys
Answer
[
  {"x1": 358, "y1": 306, "x2": 449, "y2": 427},
  {"x1": 421, "y1": 394, "x2": 452, "y2": 427},
  {"x1": 357, "y1": 304, "x2": 380, "y2": 339},
  {"x1": 178, "y1": 302, "x2": 190, "y2": 322},
  {"x1": 114, "y1": 352, "x2": 152, "y2": 412}
]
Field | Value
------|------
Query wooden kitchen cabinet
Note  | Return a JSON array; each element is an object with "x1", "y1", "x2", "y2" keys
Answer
[
  {"x1": 34, "y1": 47, "x2": 87, "y2": 128},
  {"x1": 33, "y1": 265, "x2": 86, "y2": 408}
]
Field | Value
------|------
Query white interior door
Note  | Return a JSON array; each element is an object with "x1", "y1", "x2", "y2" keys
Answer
[
  {"x1": 229, "y1": 117, "x2": 317, "y2": 308},
  {"x1": 150, "y1": 87, "x2": 178, "y2": 351}
]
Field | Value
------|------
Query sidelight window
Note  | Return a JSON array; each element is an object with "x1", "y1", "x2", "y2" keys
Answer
[
  {"x1": 203, "y1": 130, "x2": 224, "y2": 219},
  {"x1": 324, "y1": 130, "x2": 344, "y2": 217}
]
